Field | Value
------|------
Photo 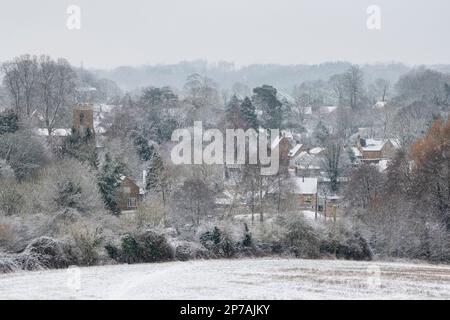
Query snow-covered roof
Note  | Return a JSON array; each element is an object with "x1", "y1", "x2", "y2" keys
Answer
[
  {"x1": 360, "y1": 138, "x2": 400, "y2": 152},
  {"x1": 388, "y1": 139, "x2": 401, "y2": 149},
  {"x1": 373, "y1": 101, "x2": 387, "y2": 109},
  {"x1": 377, "y1": 159, "x2": 389, "y2": 172},
  {"x1": 309, "y1": 147, "x2": 325, "y2": 155},
  {"x1": 30, "y1": 109, "x2": 44, "y2": 121},
  {"x1": 94, "y1": 103, "x2": 115, "y2": 114},
  {"x1": 292, "y1": 177, "x2": 318, "y2": 195},
  {"x1": 76, "y1": 86, "x2": 97, "y2": 92},
  {"x1": 319, "y1": 106, "x2": 338, "y2": 114},
  {"x1": 294, "y1": 151, "x2": 321, "y2": 169},
  {"x1": 302, "y1": 107, "x2": 312, "y2": 115},
  {"x1": 281, "y1": 130, "x2": 294, "y2": 140},
  {"x1": 277, "y1": 90, "x2": 296, "y2": 104},
  {"x1": 351, "y1": 147, "x2": 362, "y2": 157},
  {"x1": 361, "y1": 139, "x2": 384, "y2": 151},
  {"x1": 215, "y1": 190, "x2": 234, "y2": 205},
  {"x1": 288, "y1": 144, "x2": 303, "y2": 157},
  {"x1": 34, "y1": 128, "x2": 71, "y2": 137}
]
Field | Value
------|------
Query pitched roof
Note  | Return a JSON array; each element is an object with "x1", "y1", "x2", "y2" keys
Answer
[
  {"x1": 309, "y1": 147, "x2": 325, "y2": 155},
  {"x1": 360, "y1": 138, "x2": 401, "y2": 152},
  {"x1": 288, "y1": 144, "x2": 303, "y2": 157},
  {"x1": 292, "y1": 177, "x2": 318, "y2": 194},
  {"x1": 34, "y1": 128, "x2": 71, "y2": 137}
]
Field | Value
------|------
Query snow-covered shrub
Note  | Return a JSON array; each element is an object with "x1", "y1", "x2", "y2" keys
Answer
[
  {"x1": 0, "y1": 221, "x2": 17, "y2": 251},
  {"x1": 69, "y1": 224, "x2": 104, "y2": 266},
  {"x1": 109, "y1": 230, "x2": 174, "y2": 263},
  {"x1": 282, "y1": 215, "x2": 321, "y2": 258},
  {"x1": 38, "y1": 159, "x2": 104, "y2": 214},
  {"x1": 0, "y1": 181, "x2": 23, "y2": 216},
  {"x1": 320, "y1": 224, "x2": 373, "y2": 261},
  {"x1": 199, "y1": 226, "x2": 235, "y2": 258},
  {"x1": 0, "y1": 256, "x2": 19, "y2": 273},
  {"x1": 17, "y1": 237, "x2": 70, "y2": 270},
  {"x1": 134, "y1": 195, "x2": 165, "y2": 229},
  {"x1": 174, "y1": 242, "x2": 203, "y2": 261}
]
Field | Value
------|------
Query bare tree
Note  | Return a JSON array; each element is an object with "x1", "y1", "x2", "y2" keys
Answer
[
  {"x1": 321, "y1": 137, "x2": 345, "y2": 193},
  {"x1": 37, "y1": 56, "x2": 76, "y2": 135},
  {"x1": 344, "y1": 65, "x2": 366, "y2": 110}
]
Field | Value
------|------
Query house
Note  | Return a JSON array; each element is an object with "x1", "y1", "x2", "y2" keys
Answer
[
  {"x1": 292, "y1": 151, "x2": 322, "y2": 177},
  {"x1": 116, "y1": 176, "x2": 140, "y2": 211},
  {"x1": 266, "y1": 176, "x2": 318, "y2": 210},
  {"x1": 288, "y1": 143, "x2": 305, "y2": 159},
  {"x1": 357, "y1": 138, "x2": 399, "y2": 163},
  {"x1": 290, "y1": 177, "x2": 318, "y2": 209},
  {"x1": 271, "y1": 134, "x2": 292, "y2": 167}
]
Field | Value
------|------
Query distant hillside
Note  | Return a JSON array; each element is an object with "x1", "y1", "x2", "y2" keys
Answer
[{"x1": 91, "y1": 61, "x2": 450, "y2": 93}]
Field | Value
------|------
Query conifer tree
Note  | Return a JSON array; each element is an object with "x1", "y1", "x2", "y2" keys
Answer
[
  {"x1": 97, "y1": 153, "x2": 124, "y2": 215},
  {"x1": 0, "y1": 109, "x2": 18, "y2": 134},
  {"x1": 225, "y1": 95, "x2": 243, "y2": 128},
  {"x1": 240, "y1": 97, "x2": 258, "y2": 130},
  {"x1": 146, "y1": 152, "x2": 168, "y2": 206}
]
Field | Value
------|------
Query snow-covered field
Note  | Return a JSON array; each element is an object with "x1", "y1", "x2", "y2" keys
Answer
[{"x1": 1, "y1": 258, "x2": 450, "y2": 299}]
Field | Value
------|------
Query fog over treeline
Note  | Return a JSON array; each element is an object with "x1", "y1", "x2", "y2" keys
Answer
[{"x1": 91, "y1": 61, "x2": 450, "y2": 91}]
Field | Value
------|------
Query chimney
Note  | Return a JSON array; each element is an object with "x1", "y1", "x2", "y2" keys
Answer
[{"x1": 359, "y1": 138, "x2": 366, "y2": 147}]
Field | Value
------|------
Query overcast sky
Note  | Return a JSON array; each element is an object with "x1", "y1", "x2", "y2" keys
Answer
[{"x1": 1, "y1": 0, "x2": 449, "y2": 69}]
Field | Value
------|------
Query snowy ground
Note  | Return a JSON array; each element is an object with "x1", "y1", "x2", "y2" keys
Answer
[{"x1": 1, "y1": 258, "x2": 450, "y2": 299}]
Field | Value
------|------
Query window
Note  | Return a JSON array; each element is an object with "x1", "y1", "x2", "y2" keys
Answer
[
  {"x1": 127, "y1": 198, "x2": 137, "y2": 208},
  {"x1": 305, "y1": 196, "x2": 312, "y2": 204},
  {"x1": 123, "y1": 186, "x2": 131, "y2": 194},
  {"x1": 79, "y1": 112, "x2": 84, "y2": 125}
]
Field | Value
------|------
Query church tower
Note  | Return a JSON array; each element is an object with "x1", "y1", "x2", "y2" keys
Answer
[{"x1": 73, "y1": 104, "x2": 95, "y2": 138}]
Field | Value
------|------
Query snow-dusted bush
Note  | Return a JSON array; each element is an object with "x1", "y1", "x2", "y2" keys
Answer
[
  {"x1": 37, "y1": 159, "x2": 104, "y2": 213},
  {"x1": 107, "y1": 230, "x2": 174, "y2": 263},
  {"x1": 68, "y1": 223, "x2": 104, "y2": 266},
  {"x1": 0, "y1": 256, "x2": 19, "y2": 273},
  {"x1": 173, "y1": 241, "x2": 210, "y2": 261},
  {"x1": 0, "y1": 181, "x2": 23, "y2": 216},
  {"x1": 16, "y1": 237, "x2": 70, "y2": 270},
  {"x1": 281, "y1": 215, "x2": 321, "y2": 259},
  {"x1": 0, "y1": 221, "x2": 17, "y2": 251},
  {"x1": 134, "y1": 195, "x2": 165, "y2": 229},
  {"x1": 320, "y1": 224, "x2": 372, "y2": 261},
  {"x1": 199, "y1": 226, "x2": 235, "y2": 258}
]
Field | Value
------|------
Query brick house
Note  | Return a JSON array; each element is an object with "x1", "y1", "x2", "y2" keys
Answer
[
  {"x1": 357, "y1": 138, "x2": 399, "y2": 163},
  {"x1": 117, "y1": 176, "x2": 140, "y2": 211},
  {"x1": 290, "y1": 177, "x2": 318, "y2": 209},
  {"x1": 268, "y1": 177, "x2": 318, "y2": 210}
]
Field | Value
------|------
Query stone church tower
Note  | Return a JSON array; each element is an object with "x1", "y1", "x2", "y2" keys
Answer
[{"x1": 73, "y1": 104, "x2": 95, "y2": 138}]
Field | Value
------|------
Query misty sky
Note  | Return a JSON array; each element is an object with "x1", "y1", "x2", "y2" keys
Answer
[{"x1": 1, "y1": 0, "x2": 449, "y2": 69}]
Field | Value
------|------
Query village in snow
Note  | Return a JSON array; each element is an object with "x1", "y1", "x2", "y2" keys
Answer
[{"x1": 1, "y1": 0, "x2": 450, "y2": 301}]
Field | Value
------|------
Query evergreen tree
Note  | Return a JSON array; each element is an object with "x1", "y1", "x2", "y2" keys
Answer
[
  {"x1": 133, "y1": 133, "x2": 155, "y2": 162},
  {"x1": 240, "y1": 97, "x2": 258, "y2": 130},
  {"x1": 252, "y1": 85, "x2": 283, "y2": 129},
  {"x1": 225, "y1": 95, "x2": 243, "y2": 128},
  {"x1": 97, "y1": 153, "x2": 124, "y2": 215},
  {"x1": 0, "y1": 109, "x2": 18, "y2": 134},
  {"x1": 58, "y1": 129, "x2": 98, "y2": 169},
  {"x1": 146, "y1": 152, "x2": 168, "y2": 206}
]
